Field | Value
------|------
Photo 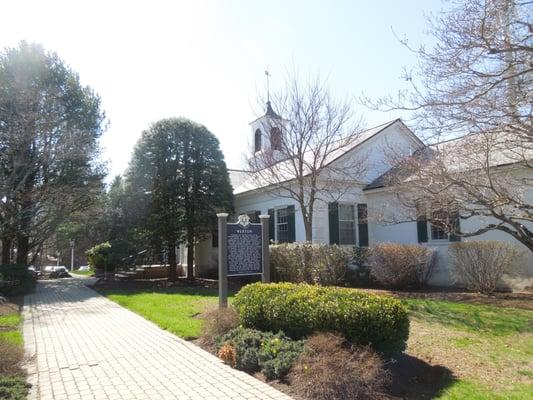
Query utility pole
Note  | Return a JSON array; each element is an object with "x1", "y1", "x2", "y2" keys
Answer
[{"x1": 70, "y1": 240, "x2": 75, "y2": 271}]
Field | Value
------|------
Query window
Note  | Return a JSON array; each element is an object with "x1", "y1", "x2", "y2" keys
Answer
[
  {"x1": 246, "y1": 211, "x2": 260, "y2": 223},
  {"x1": 429, "y1": 210, "x2": 449, "y2": 240},
  {"x1": 276, "y1": 207, "x2": 289, "y2": 243},
  {"x1": 270, "y1": 127, "x2": 282, "y2": 151},
  {"x1": 357, "y1": 204, "x2": 369, "y2": 247},
  {"x1": 254, "y1": 129, "x2": 262, "y2": 152},
  {"x1": 338, "y1": 204, "x2": 356, "y2": 245}
]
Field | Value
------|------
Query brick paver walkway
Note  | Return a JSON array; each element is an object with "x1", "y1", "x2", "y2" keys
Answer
[{"x1": 23, "y1": 278, "x2": 291, "y2": 400}]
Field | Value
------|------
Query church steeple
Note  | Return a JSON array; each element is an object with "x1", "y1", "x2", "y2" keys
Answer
[{"x1": 265, "y1": 101, "x2": 281, "y2": 120}]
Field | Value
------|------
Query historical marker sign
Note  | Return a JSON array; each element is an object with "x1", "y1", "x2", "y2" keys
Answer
[
  {"x1": 227, "y1": 215, "x2": 262, "y2": 276},
  {"x1": 217, "y1": 212, "x2": 270, "y2": 308}
]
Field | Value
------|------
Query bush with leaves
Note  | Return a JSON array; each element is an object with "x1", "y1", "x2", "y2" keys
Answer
[
  {"x1": 0, "y1": 376, "x2": 30, "y2": 400},
  {"x1": 270, "y1": 243, "x2": 350, "y2": 285},
  {"x1": 216, "y1": 327, "x2": 304, "y2": 380},
  {"x1": 85, "y1": 242, "x2": 113, "y2": 272},
  {"x1": 368, "y1": 243, "x2": 436, "y2": 288},
  {"x1": 449, "y1": 241, "x2": 523, "y2": 294},
  {"x1": 233, "y1": 282, "x2": 409, "y2": 356},
  {"x1": 0, "y1": 265, "x2": 36, "y2": 296},
  {"x1": 289, "y1": 333, "x2": 389, "y2": 400}
]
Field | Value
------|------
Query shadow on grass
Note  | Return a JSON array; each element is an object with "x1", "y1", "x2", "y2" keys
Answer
[{"x1": 386, "y1": 354, "x2": 456, "y2": 399}]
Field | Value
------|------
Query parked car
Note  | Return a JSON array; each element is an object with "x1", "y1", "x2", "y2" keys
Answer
[
  {"x1": 43, "y1": 266, "x2": 68, "y2": 273},
  {"x1": 27, "y1": 266, "x2": 42, "y2": 278},
  {"x1": 78, "y1": 265, "x2": 90, "y2": 272}
]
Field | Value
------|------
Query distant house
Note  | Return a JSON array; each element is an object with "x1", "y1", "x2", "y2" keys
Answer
[{"x1": 182, "y1": 103, "x2": 533, "y2": 289}]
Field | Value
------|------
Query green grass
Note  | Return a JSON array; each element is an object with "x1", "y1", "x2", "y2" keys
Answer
[
  {"x1": 102, "y1": 286, "x2": 229, "y2": 339},
  {"x1": 0, "y1": 313, "x2": 22, "y2": 328},
  {"x1": 437, "y1": 380, "x2": 533, "y2": 400},
  {"x1": 71, "y1": 269, "x2": 94, "y2": 276},
  {"x1": 0, "y1": 309, "x2": 28, "y2": 400},
  {"x1": 0, "y1": 330, "x2": 23, "y2": 346},
  {"x1": 404, "y1": 299, "x2": 532, "y2": 336},
  {"x1": 101, "y1": 286, "x2": 532, "y2": 399},
  {"x1": 0, "y1": 312, "x2": 24, "y2": 346},
  {"x1": 403, "y1": 298, "x2": 533, "y2": 399}
]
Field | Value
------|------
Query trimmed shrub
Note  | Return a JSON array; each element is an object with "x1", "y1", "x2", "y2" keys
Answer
[
  {"x1": 270, "y1": 243, "x2": 350, "y2": 285},
  {"x1": 216, "y1": 327, "x2": 304, "y2": 380},
  {"x1": 0, "y1": 376, "x2": 30, "y2": 400},
  {"x1": 233, "y1": 282, "x2": 409, "y2": 356},
  {"x1": 368, "y1": 243, "x2": 436, "y2": 288},
  {"x1": 289, "y1": 333, "x2": 389, "y2": 400},
  {"x1": 0, "y1": 265, "x2": 36, "y2": 296},
  {"x1": 198, "y1": 307, "x2": 240, "y2": 351},
  {"x1": 449, "y1": 241, "x2": 523, "y2": 294}
]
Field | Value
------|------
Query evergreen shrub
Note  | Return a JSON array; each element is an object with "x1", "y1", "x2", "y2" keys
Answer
[{"x1": 233, "y1": 282, "x2": 409, "y2": 356}]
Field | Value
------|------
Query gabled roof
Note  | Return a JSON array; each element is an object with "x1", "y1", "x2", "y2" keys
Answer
[
  {"x1": 364, "y1": 132, "x2": 532, "y2": 191},
  {"x1": 233, "y1": 118, "x2": 414, "y2": 195}
]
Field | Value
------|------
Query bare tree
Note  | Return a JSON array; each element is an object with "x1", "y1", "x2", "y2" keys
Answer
[
  {"x1": 363, "y1": 0, "x2": 532, "y2": 250},
  {"x1": 246, "y1": 74, "x2": 366, "y2": 241}
]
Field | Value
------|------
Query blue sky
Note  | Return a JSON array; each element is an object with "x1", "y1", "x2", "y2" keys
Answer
[{"x1": 0, "y1": 0, "x2": 445, "y2": 181}]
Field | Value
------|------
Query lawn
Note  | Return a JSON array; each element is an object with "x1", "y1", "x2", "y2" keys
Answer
[
  {"x1": 101, "y1": 285, "x2": 533, "y2": 399},
  {"x1": 402, "y1": 299, "x2": 533, "y2": 399},
  {"x1": 70, "y1": 269, "x2": 94, "y2": 276},
  {"x1": 0, "y1": 301, "x2": 29, "y2": 399},
  {"x1": 101, "y1": 286, "x2": 228, "y2": 339}
]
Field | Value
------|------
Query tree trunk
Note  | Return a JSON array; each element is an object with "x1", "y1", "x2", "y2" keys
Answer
[
  {"x1": 1, "y1": 237, "x2": 11, "y2": 265},
  {"x1": 168, "y1": 243, "x2": 177, "y2": 282},
  {"x1": 186, "y1": 234, "x2": 194, "y2": 279},
  {"x1": 16, "y1": 233, "x2": 29, "y2": 266},
  {"x1": 304, "y1": 219, "x2": 312, "y2": 242},
  {"x1": 302, "y1": 205, "x2": 313, "y2": 242}
]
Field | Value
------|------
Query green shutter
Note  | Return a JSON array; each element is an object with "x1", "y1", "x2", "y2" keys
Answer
[
  {"x1": 417, "y1": 214, "x2": 428, "y2": 243},
  {"x1": 357, "y1": 204, "x2": 369, "y2": 247},
  {"x1": 268, "y1": 208, "x2": 275, "y2": 242},
  {"x1": 449, "y1": 211, "x2": 461, "y2": 242},
  {"x1": 287, "y1": 205, "x2": 296, "y2": 243},
  {"x1": 328, "y1": 202, "x2": 339, "y2": 245}
]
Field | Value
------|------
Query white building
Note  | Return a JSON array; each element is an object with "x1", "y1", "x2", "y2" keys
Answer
[{"x1": 187, "y1": 103, "x2": 533, "y2": 290}]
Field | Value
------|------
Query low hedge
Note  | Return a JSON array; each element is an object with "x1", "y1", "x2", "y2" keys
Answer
[
  {"x1": 233, "y1": 282, "x2": 409, "y2": 356},
  {"x1": 0, "y1": 265, "x2": 36, "y2": 296}
]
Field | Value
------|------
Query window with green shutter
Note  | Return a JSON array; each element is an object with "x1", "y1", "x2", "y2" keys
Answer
[
  {"x1": 271, "y1": 206, "x2": 296, "y2": 243},
  {"x1": 328, "y1": 202, "x2": 339, "y2": 245},
  {"x1": 339, "y1": 204, "x2": 356, "y2": 245},
  {"x1": 268, "y1": 208, "x2": 275, "y2": 242},
  {"x1": 417, "y1": 215, "x2": 428, "y2": 243},
  {"x1": 357, "y1": 204, "x2": 369, "y2": 247}
]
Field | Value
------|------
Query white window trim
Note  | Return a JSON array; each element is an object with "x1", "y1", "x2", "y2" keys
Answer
[
  {"x1": 427, "y1": 220, "x2": 450, "y2": 242},
  {"x1": 274, "y1": 205, "x2": 289, "y2": 243},
  {"x1": 338, "y1": 202, "x2": 357, "y2": 246}
]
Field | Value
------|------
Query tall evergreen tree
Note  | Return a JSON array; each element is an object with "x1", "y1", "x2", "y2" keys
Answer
[
  {"x1": 126, "y1": 118, "x2": 233, "y2": 280},
  {"x1": 0, "y1": 42, "x2": 106, "y2": 265}
]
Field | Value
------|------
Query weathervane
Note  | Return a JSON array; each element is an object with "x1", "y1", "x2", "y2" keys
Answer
[{"x1": 265, "y1": 68, "x2": 270, "y2": 102}]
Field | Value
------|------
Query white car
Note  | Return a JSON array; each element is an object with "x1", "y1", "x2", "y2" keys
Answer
[
  {"x1": 78, "y1": 265, "x2": 90, "y2": 272},
  {"x1": 43, "y1": 266, "x2": 68, "y2": 273}
]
